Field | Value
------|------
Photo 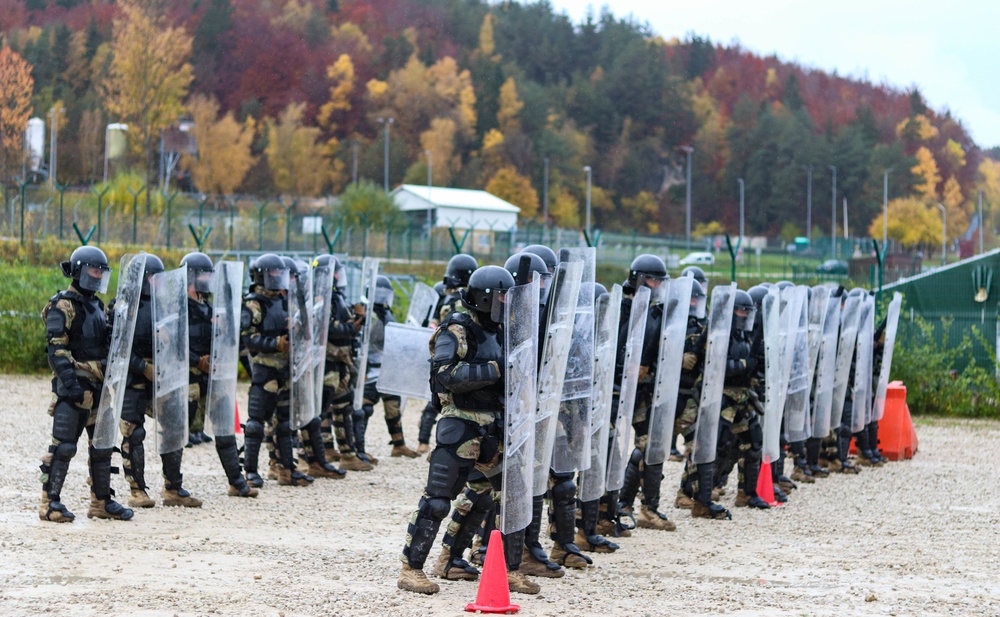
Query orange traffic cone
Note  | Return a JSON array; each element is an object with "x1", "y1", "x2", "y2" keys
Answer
[
  {"x1": 465, "y1": 529, "x2": 519, "y2": 614},
  {"x1": 756, "y1": 457, "x2": 781, "y2": 507},
  {"x1": 234, "y1": 403, "x2": 243, "y2": 435},
  {"x1": 878, "y1": 381, "x2": 918, "y2": 461}
]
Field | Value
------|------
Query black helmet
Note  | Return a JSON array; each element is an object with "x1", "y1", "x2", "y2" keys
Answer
[
  {"x1": 522, "y1": 245, "x2": 558, "y2": 274},
  {"x1": 504, "y1": 252, "x2": 552, "y2": 304},
  {"x1": 181, "y1": 251, "x2": 215, "y2": 294},
  {"x1": 690, "y1": 279, "x2": 707, "y2": 319},
  {"x1": 141, "y1": 254, "x2": 165, "y2": 297},
  {"x1": 312, "y1": 254, "x2": 334, "y2": 268},
  {"x1": 747, "y1": 284, "x2": 769, "y2": 309},
  {"x1": 593, "y1": 282, "x2": 609, "y2": 301},
  {"x1": 462, "y1": 265, "x2": 515, "y2": 323},
  {"x1": 626, "y1": 254, "x2": 668, "y2": 297},
  {"x1": 681, "y1": 265, "x2": 708, "y2": 285},
  {"x1": 775, "y1": 280, "x2": 794, "y2": 290},
  {"x1": 848, "y1": 287, "x2": 866, "y2": 297},
  {"x1": 433, "y1": 281, "x2": 446, "y2": 297},
  {"x1": 443, "y1": 253, "x2": 478, "y2": 288},
  {"x1": 732, "y1": 289, "x2": 756, "y2": 332},
  {"x1": 62, "y1": 246, "x2": 111, "y2": 294},
  {"x1": 295, "y1": 259, "x2": 310, "y2": 278},
  {"x1": 374, "y1": 275, "x2": 394, "y2": 308},
  {"x1": 280, "y1": 256, "x2": 298, "y2": 278},
  {"x1": 760, "y1": 281, "x2": 776, "y2": 289},
  {"x1": 253, "y1": 253, "x2": 290, "y2": 291}
]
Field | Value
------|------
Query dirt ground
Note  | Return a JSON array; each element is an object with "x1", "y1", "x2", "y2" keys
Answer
[{"x1": 1, "y1": 374, "x2": 999, "y2": 616}]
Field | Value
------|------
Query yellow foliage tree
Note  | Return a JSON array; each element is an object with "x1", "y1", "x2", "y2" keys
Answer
[
  {"x1": 911, "y1": 146, "x2": 941, "y2": 200},
  {"x1": 941, "y1": 139, "x2": 966, "y2": 170},
  {"x1": 265, "y1": 102, "x2": 329, "y2": 197},
  {"x1": 940, "y1": 177, "x2": 968, "y2": 241},
  {"x1": 419, "y1": 117, "x2": 458, "y2": 186},
  {"x1": 549, "y1": 186, "x2": 580, "y2": 228},
  {"x1": 101, "y1": 0, "x2": 193, "y2": 192},
  {"x1": 476, "y1": 13, "x2": 496, "y2": 58},
  {"x1": 694, "y1": 220, "x2": 726, "y2": 238},
  {"x1": 486, "y1": 167, "x2": 538, "y2": 219},
  {"x1": 622, "y1": 191, "x2": 659, "y2": 233},
  {"x1": 895, "y1": 114, "x2": 939, "y2": 142},
  {"x1": 184, "y1": 94, "x2": 256, "y2": 195},
  {"x1": 0, "y1": 47, "x2": 34, "y2": 183},
  {"x1": 497, "y1": 77, "x2": 523, "y2": 134},
  {"x1": 318, "y1": 54, "x2": 355, "y2": 128},
  {"x1": 869, "y1": 197, "x2": 941, "y2": 248}
]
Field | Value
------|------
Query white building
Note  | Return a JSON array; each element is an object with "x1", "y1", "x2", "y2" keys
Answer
[{"x1": 390, "y1": 184, "x2": 521, "y2": 233}]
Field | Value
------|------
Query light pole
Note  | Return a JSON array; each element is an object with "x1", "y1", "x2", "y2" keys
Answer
[
  {"x1": 803, "y1": 164, "x2": 812, "y2": 244},
  {"x1": 680, "y1": 146, "x2": 693, "y2": 250},
  {"x1": 351, "y1": 141, "x2": 358, "y2": 185},
  {"x1": 883, "y1": 168, "x2": 892, "y2": 252},
  {"x1": 425, "y1": 149, "x2": 433, "y2": 238},
  {"x1": 377, "y1": 117, "x2": 394, "y2": 192},
  {"x1": 103, "y1": 122, "x2": 128, "y2": 184},
  {"x1": 543, "y1": 157, "x2": 549, "y2": 225},
  {"x1": 979, "y1": 190, "x2": 985, "y2": 254},
  {"x1": 583, "y1": 165, "x2": 592, "y2": 241},
  {"x1": 48, "y1": 107, "x2": 64, "y2": 189},
  {"x1": 829, "y1": 165, "x2": 837, "y2": 259},
  {"x1": 737, "y1": 177, "x2": 745, "y2": 243},
  {"x1": 937, "y1": 203, "x2": 946, "y2": 267}
]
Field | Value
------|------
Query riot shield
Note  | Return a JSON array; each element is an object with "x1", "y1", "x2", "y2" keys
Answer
[
  {"x1": 830, "y1": 295, "x2": 862, "y2": 432},
  {"x1": 206, "y1": 261, "x2": 243, "y2": 438},
  {"x1": 152, "y1": 268, "x2": 190, "y2": 455},
  {"x1": 405, "y1": 282, "x2": 439, "y2": 327},
  {"x1": 352, "y1": 258, "x2": 380, "y2": 410},
  {"x1": 810, "y1": 293, "x2": 841, "y2": 439},
  {"x1": 645, "y1": 276, "x2": 693, "y2": 465},
  {"x1": 579, "y1": 284, "x2": 622, "y2": 502},
  {"x1": 807, "y1": 286, "x2": 832, "y2": 379},
  {"x1": 605, "y1": 286, "x2": 651, "y2": 491},
  {"x1": 551, "y1": 247, "x2": 596, "y2": 474},
  {"x1": 377, "y1": 323, "x2": 433, "y2": 399},
  {"x1": 761, "y1": 290, "x2": 784, "y2": 462},
  {"x1": 783, "y1": 286, "x2": 812, "y2": 443},
  {"x1": 851, "y1": 296, "x2": 875, "y2": 434},
  {"x1": 691, "y1": 283, "x2": 737, "y2": 465},
  {"x1": 500, "y1": 277, "x2": 540, "y2": 534},
  {"x1": 93, "y1": 253, "x2": 148, "y2": 450},
  {"x1": 310, "y1": 263, "x2": 335, "y2": 421},
  {"x1": 531, "y1": 260, "x2": 583, "y2": 495},
  {"x1": 289, "y1": 268, "x2": 315, "y2": 430},
  {"x1": 873, "y1": 292, "x2": 902, "y2": 421}
]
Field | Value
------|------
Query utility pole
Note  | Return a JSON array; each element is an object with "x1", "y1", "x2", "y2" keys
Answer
[
  {"x1": 804, "y1": 164, "x2": 812, "y2": 244},
  {"x1": 680, "y1": 146, "x2": 693, "y2": 250},
  {"x1": 377, "y1": 117, "x2": 394, "y2": 192},
  {"x1": 829, "y1": 165, "x2": 837, "y2": 259}
]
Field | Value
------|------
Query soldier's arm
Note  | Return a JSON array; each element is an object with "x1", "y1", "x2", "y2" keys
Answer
[
  {"x1": 432, "y1": 324, "x2": 499, "y2": 394},
  {"x1": 45, "y1": 299, "x2": 83, "y2": 396},
  {"x1": 241, "y1": 300, "x2": 279, "y2": 354}
]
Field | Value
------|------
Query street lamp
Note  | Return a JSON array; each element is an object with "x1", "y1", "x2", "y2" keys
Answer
[
  {"x1": 737, "y1": 177, "x2": 745, "y2": 243},
  {"x1": 883, "y1": 167, "x2": 893, "y2": 252},
  {"x1": 680, "y1": 146, "x2": 693, "y2": 250},
  {"x1": 425, "y1": 149, "x2": 433, "y2": 238},
  {"x1": 103, "y1": 122, "x2": 128, "y2": 184},
  {"x1": 377, "y1": 117, "x2": 394, "y2": 192},
  {"x1": 978, "y1": 190, "x2": 985, "y2": 254},
  {"x1": 937, "y1": 203, "x2": 946, "y2": 267},
  {"x1": 583, "y1": 165, "x2": 592, "y2": 241},
  {"x1": 48, "y1": 106, "x2": 65, "y2": 189},
  {"x1": 829, "y1": 165, "x2": 837, "y2": 259},
  {"x1": 803, "y1": 164, "x2": 812, "y2": 244}
]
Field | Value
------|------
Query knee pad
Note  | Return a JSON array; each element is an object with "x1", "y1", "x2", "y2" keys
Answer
[
  {"x1": 129, "y1": 424, "x2": 147, "y2": 446},
  {"x1": 89, "y1": 446, "x2": 113, "y2": 463},
  {"x1": 550, "y1": 477, "x2": 577, "y2": 504},
  {"x1": 275, "y1": 420, "x2": 292, "y2": 438},
  {"x1": 303, "y1": 416, "x2": 322, "y2": 433},
  {"x1": 426, "y1": 447, "x2": 471, "y2": 499},
  {"x1": 248, "y1": 385, "x2": 277, "y2": 420},
  {"x1": 745, "y1": 445, "x2": 762, "y2": 465},
  {"x1": 120, "y1": 389, "x2": 148, "y2": 424},
  {"x1": 244, "y1": 419, "x2": 265, "y2": 440},
  {"x1": 53, "y1": 442, "x2": 77, "y2": 462},
  {"x1": 748, "y1": 420, "x2": 763, "y2": 452},
  {"x1": 51, "y1": 401, "x2": 83, "y2": 443},
  {"x1": 353, "y1": 405, "x2": 369, "y2": 422},
  {"x1": 628, "y1": 447, "x2": 644, "y2": 466},
  {"x1": 435, "y1": 417, "x2": 478, "y2": 447},
  {"x1": 215, "y1": 434, "x2": 237, "y2": 450},
  {"x1": 471, "y1": 488, "x2": 495, "y2": 513},
  {"x1": 420, "y1": 496, "x2": 452, "y2": 522}
]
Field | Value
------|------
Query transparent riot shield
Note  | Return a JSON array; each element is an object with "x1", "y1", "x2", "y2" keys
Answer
[
  {"x1": 405, "y1": 282, "x2": 439, "y2": 327},
  {"x1": 691, "y1": 283, "x2": 737, "y2": 465},
  {"x1": 206, "y1": 261, "x2": 243, "y2": 438},
  {"x1": 531, "y1": 260, "x2": 583, "y2": 495},
  {"x1": 851, "y1": 296, "x2": 875, "y2": 433},
  {"x1": 605, "y1": 285, "x2": 651, "y2": 491},
  {"x1": 93, "y1": 253, "x2": 147, "y2": 450},
  {"x1": 808, "y1": 285, "x2": 832, "y2": 379},
  {"x1": 310, "y1": 263, "x2": 335, "y2": 421},
  {"x1": 761, "y1": 290, "x2": 784, "y2": 462},
  {"x1": 551, "y1": 247, "x2": 596, "y2": 474},
  {"x1": 810, "y1": 294, "x2": 841, "y2": 439},
  {"x1": 151, "y1": 268, "x2": 190, "y2": 455},
  {"x1": 352, "y1": 257, "x2": 380, "y2": 410},
  {"x1": 645, "y1": 276, "x2": 693, "y2": 465},
  {"x1": 873, "y1": 292, "x2": 902, "y2": 421},
  {"x1": 377, "y1": 323, "x2": 433, "y2": 399},
  {"x1": 288, "y1": 268, "x2": 315, "y2": 430},
  {"x1": 830, "y1": 295, "x2": 862, "y2": 432},
  {"x1": 500, "y1": 277, "x2": 540, "y2": 534},
  {"x1": 783, "y1": 286, "x2": 812, "y2": 443},
  {"x1": 579, "y1": 284, "x2": 622, "y2": 502}
]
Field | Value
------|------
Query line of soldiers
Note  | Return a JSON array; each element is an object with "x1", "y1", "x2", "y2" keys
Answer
[
  {"x1": 38, "y1": 246, "x2": 426, "y2": 523},
  {"x1": 398, "y1": 249, "x2": 900, "y2": 596}
]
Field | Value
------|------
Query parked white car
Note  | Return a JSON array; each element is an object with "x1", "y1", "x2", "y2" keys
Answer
[{"x1": 679, "y1": 251, "x2": 715, "y2": 266}]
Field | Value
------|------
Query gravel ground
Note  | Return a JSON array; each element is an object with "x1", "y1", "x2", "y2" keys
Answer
[{"x1": 1, "y1": 373, "x2": 999, "y2": 616}]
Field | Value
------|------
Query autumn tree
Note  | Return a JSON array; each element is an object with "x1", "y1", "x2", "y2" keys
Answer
[
  {"x1": 183, "y1": 94, "x2": 256, "y2": 195},
  {"x1": 911, "y1": 146, "x2": 941, "y2": 201},
  {"x1": 101, "y1": 0, "x2": 193, "y2": 198},
  {"x1": 265, "y1": 102, "x2": 329, "y2": 197},
  {"x1": 0, "y1": 47, "x2": 34, "y2": 191},
  {"x1": 334, "y1": 180, "x2": 404, "y2": 230},
  {"x1": 549, "y1": 186, "x2": 580, "y2": 228},
  {"x1": 869, "y1": 197, "x2": 940, "y2": 249},
  {"x1": 486, "y1": 167, "x2": 538, "y2": 219},
  {"x1": 78, "y1": 108, "x2": 104, "y2": 183},
  {"x1": 419, "y1": 117, "x2": 458, "y2": 186}
]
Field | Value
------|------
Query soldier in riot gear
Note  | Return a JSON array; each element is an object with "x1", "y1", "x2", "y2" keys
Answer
[
  {"x1": 241, "y1": 254, "x2": 314, "y2": 488},
  {"x1": 399, "y1": 265, "x2": 541, "y2": 596},
  {"x1": 355, "y1": 275, "x2": 420, "y2": 460},
  {"x1": 616, "y1": 254, "x2": 677, "y2": 531},
  {"x1": 681, "y1": 265, "x2": 708, "y2": 286},
  {"x1": 857, "y1": 317, "x2": 888, "y2": 466},
  {"x1": 313, "y1": 255, "x2": 372, "y2": 472},
  {"x1": 181, "y1": 252, "x2": 258, "y2": 497},
  {"x1": 522, "y1": 245, "x2": 558, "y2": 275},
  {"x1": 113, "y1": 254, "x2": 204, "y2": 509},
  {"x1": 38, "y1": 246, "x2": 134, "y2": 522},
  {"x1": 829, "y1": 288, "x2": 866, "y2": 474},
  {"x1": 770, "y1": 280, "x2": 799, "y2": 491}
]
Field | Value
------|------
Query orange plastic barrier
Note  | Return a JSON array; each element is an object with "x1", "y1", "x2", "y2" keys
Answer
[
  {"x1": 877, "y1": 381, "x2": 918, "y2": 461},
  {"x1": 465, "y1": 529, "x2": 519, "y2": 614}
]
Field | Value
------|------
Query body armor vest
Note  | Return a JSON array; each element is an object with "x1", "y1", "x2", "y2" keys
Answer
[
  {"x1": 440, "y1": 313, "x2": 504, "y2": 413},
  {"x1": 249, "y1": 292, "x2": 288, "y2": 339},
  {"x1": 726, "y1": 331, "x2": 754, "y2": 389},
  {"x1": 679, "y1": 316, "x2": 705, "y2": 391},
  {"x1": 59, "y1": 290, "x2": 107, "y2": 362},
  {"x1": 188, "y1": 297, "x2": 213, "y2": 357}
]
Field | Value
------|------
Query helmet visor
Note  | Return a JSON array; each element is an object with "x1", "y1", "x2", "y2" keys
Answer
[
  {"x1": 637, "y1": 273, "x2": 667, "y2": 304},
  {"x1": 334, "y1": 263, "x2": 347, "y2": 291},
  {"x1": 734, "y1": 305, "x2": 757, "y2": 332},
  {"x1": 263, "y1": 268, "x2": 290, "y2": 291},
  {"x1": 79, "y1": 264, "x2": 111, "y2": 294},
  {"x1": 191, "y1": 268, "x2": 215, "y2": 294},
  {"x1": 489, "y1": 288, "x2": 509, "y2": 323},
  {"x1": 374, "y1": 286, "x2": 394, "y2": 308},
  {"x1": 537, "y1": 272, "x2": 553, "y2": 305},
  {"x1": 690, "y1": 294, "x2": 707, "y2": 320}
]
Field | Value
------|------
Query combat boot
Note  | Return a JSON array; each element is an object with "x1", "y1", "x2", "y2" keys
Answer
[
  {"x1": 277, "y1": 468, "x2": 314, "y2": 486},
  {"x1": 326, "y1": 448, "x2": 341, "y2": 462},
  {"x1": 507, "y1": 570, "x2": 541, "y2": 594},
  {"x1": 228, "y1": 481, "x2": 259, "y2": 498},
  {"x1": 636, "y1": 505, "x2": 676, "y2": 531},
  {"x1": 432, "y1": 548, "x2": 479, "y2": 581},
  {"x1": 712, "y1": 486, "x2": 723, "y2": 500},
  {"x1": 856, "y1": 453, "x2": 878, "y2": 467},
  {"x1": 675, "y1": 489, "x2": 695, "y2": 509},
  {"x1": 417, "y1": 443, "x2": 430, "y2": 455},
  {"x1": 397, "y1": 565, "x2": 439, "y2": 595},
  {"x1": 574, "y1": 528, "x2": 618, "y2": 553},
  {"x1": 808, "y1": 464, "x2": 830, "y2": 477},
  {"x1": 773, "y1": 487, "x2": 788, "y2": 503},
  {"x1": 87, "y1": 497, "x2": 134, "y2": 521},
  {"x1": 835, "y1": 460, "x2": 861, "y2": 474},
  {"x1": 734, "y1": 490, "x2": 770, "y2": 509},
  {"x1": 827, "y1": 457, "x2": 842, "y2": 472},
  {"x1": 38, "y1": 491, "x2": 75, "y2": 523},
  {"x1": 162, "y1": 487, "x2": 203, "y2": 507},
  {"x1": 549, "y1": 544, "x2": 592, "y2": 568},
  {"x1": 692, "y1": 500, "x2": 732, "y2": 519},
  {"x1": 246, "y1": 472, "x2": 264, "y2": 488},
  {"x1": 519, "y1": 547, "x2": 565, "y2": 578},
  {"x1": 267, "y1": 459, "x2": 280, "y2": 481},
  {"x1": 308, "y1": 461, "x2": 347, "y2": 479},
  {"x1": 391, "y1": 444, "x2": 420, "y2": 458},
  {"x1": 338, "y1": 454, "x2": 373, "y2": 471},
  {"x1": 128, "y1": 488, "x2": 156, "y2": 508},
  {"x1": 790, "y1": 466, "x2": 816, "y2": 483}
]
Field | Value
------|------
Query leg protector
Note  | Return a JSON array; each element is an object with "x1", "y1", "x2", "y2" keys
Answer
[
  {"x1": 443, "y1": 486, "x2": 493, "y2": 574},
  {"x1": 418, "y1": 402, "x2": 438, "y2": 445},
  {"x1": 618, "y1": 448, "x2": 643, "y2": 511},
  {"x1": 503, "y1": 528, "x2": 526, "y2": 571},
  {"x1": 693, "y1": 462, "x2": 731, "y2": 519},
  {"x1": 403, "y1": 496, "x2": 451, "y2": 569},
  {"x1": 639, "y1": 462, "x2": 664, "y2": 510},
  {"x1": 161, "y1": 449, "x2": 184, "y2": 489},
  {"x1": 215, "y1": 435, "x2": 244, "y2": 485},
  {"x1": 868, "y1": 421, "x2": 882, "y2": 459},
  {"x1": 353, "y1": 404, "x2": 373, "y2": 455},
  {"x1": 243, "y1": 418, "x2": 265, "y2": 474},
  {"x1": 382, "y1": 395, "x2": 404, "y2": 446},
  {"x1": 46, "y1": 442, "x2": 77, "y2": 501},
  {"x1": 120, "y1": 420, "x2": 147, "y2": 490},
  {"x1": 806, "y1": 437, "x2": 822, "y2": 466},
  {"x1": 549, "y1": 475, "x2": 579, "y2": 546},
  {"x1": 88, "y1": 446, "x2": 115, "y2": 500}
]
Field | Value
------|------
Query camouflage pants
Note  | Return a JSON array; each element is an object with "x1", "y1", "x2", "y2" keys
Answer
[
  {"x1": 188, "y1": 374, "x2": 209, "y2": 434},
  {"x1": 363, "y1": 382, "x2": 404, "y2": 446}
]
